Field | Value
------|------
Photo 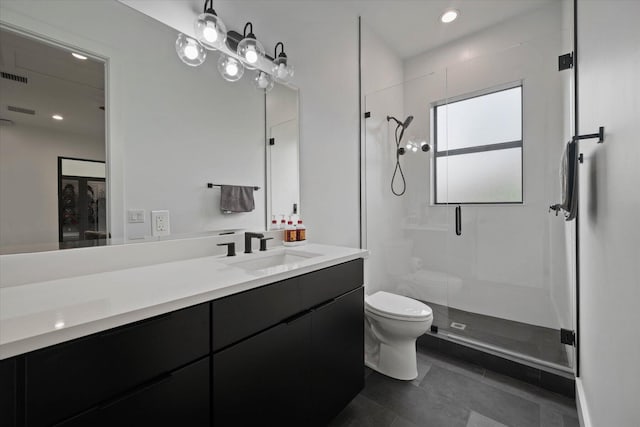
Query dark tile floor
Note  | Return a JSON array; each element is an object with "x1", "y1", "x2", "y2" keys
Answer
[
  {"x1": 425, "y1": 301, "x2": 570, "y2": 367},
  {"x1": 329, "y1": 347, "x2": 578, "y2": 427}
]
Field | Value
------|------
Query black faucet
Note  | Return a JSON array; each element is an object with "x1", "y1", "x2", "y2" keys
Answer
[
  {"x1": 217, "y1": 242, "x2": 236, "y2": 257},
  {"x1": 244, "y1": 232, "x2": 264, "y2": 254},
  {"x1": 260, "y1": 237, "x2": 274, "y2": 251}
]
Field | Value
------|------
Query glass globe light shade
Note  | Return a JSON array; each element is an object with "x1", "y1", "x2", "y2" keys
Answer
[
  {"x1": 176, "y1": 33, "x2": 206, "y2": 66},
  {"x1": 272, "y1": 57, "x2": 294, "y2": 82},
  {"x1": 194, "y1": 12, "x2": 227, "y2": 50},
  {"x1": 254, "y1": 71, "x2": 274, "y2": 92},
  {"x1": 237, "y1": 37, "x2": 265, "y2": 70},
  {"x1": 217, "y1": 54, "x2": 244, "y2": 82}
]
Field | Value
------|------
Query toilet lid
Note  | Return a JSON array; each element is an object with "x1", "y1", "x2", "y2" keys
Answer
[{"x1": 365, "y1": 291, "x2": 432, "y2": 320}]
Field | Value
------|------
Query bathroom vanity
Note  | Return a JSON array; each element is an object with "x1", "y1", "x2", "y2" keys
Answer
[{"x1": 0, "y1": 244, "x2": 366, "y2": 427}]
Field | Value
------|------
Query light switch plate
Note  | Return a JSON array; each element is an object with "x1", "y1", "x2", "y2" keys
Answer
[
  {"x1": 151, "y1": 210, "x2": 170, "y2": 236},
  {"x1": 127, "y1": 209, "x2": 145, "y2": 223}
]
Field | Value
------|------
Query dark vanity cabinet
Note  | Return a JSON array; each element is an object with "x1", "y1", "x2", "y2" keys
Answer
[
  {"x1": 1, "y1": 258, "x2": 364, "y2": 426},
  {"x1": 212, "y1": 259, "x2": 364, "y2": 426}
]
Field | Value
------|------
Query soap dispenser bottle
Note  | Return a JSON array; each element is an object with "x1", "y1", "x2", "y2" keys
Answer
[
  {"x1": 285, "y1": 219, "x2": 297, "y2": 243},
  {"x1": 280, "y1": 215, "x2": 287, "y2": 230},
  {"x1": 296, "y1": 219, "x2": 306, "y2": 243},
  {"x1": 271, "y1": 215, "x2": 278, "y2": 230}
]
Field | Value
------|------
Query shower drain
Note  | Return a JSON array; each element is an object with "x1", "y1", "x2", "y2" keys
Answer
[{"x1": 450, "y1": 322, "x2": 467, "y2": 330}]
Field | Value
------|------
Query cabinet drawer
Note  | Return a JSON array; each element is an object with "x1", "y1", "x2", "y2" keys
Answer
[
  {"x1": 57, "y1": 357, "x2": 210, "y2": 427},
  {"x1": 25, "y1": 303, "x2": 209, "y2": 427},
  {"x1": 300, "y1": 259, "x2": 363, "y2": 308},
  {"x1": 212, "y1": 277, "x2": 301, "y2": 352}
]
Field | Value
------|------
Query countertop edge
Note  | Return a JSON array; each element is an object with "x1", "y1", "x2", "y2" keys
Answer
[{"x1": 0, "y1": 249, "x2": 367, "y2": 359}]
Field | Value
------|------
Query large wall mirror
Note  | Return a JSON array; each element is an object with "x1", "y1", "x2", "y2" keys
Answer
[
  {"x1": 0, "y1": 0, "x2": 300, "y2": 255},
  {"x1": 0, "y1": 28, "x2": 106, "y2": 254}
]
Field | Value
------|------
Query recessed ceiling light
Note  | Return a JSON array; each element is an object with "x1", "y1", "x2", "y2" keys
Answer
[
  {"x1": 52, "y1": 114, "x2": 64, "y2": 120},
  {"x1": 72, "y1": 52, "x2": 88, "y2": 60},
  {"x1": 441, "y1": 9, "x2": 459, "y2": 24}
]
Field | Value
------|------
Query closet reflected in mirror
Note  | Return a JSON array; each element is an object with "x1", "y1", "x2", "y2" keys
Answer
[
  {"x1": 0, "y1": 28, "x2": 106, "y2": 254},
  {"x1": 266, "y1": 83, "x2": 300, "y2": 225}
]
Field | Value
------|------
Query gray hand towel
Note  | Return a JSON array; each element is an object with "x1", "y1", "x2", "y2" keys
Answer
[{"x1": 220, "y1": 185, "x2": 255, "y2": 213}]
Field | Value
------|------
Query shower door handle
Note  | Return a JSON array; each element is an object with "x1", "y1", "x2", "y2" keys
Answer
[{"x1": 455, "y1": 206, "x2": 462, "y2": 236}]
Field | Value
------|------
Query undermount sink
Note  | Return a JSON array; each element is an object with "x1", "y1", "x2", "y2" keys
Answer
[{"x1": 222, "y1": 248, "x2": 321, "y2": 273}]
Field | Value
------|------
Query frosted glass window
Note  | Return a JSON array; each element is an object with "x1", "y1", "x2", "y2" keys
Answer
[
  {"x1": 436, "y1": 148, "x2": 522, "y2": 204},
  {"x1": 434, "y1": 85, "x2": 523, "y2": 204}
]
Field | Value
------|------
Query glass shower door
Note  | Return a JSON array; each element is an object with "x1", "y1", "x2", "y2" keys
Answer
[{"x1": 440, "y1": 39, "x2": 575, "y2": 371}]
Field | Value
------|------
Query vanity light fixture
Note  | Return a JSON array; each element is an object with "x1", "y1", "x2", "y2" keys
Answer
[
  {"x1": 194, "y1": 0, "x2": 227, "y2": 50},
  {"x1": 71, "y1": 52, "x2": 87, "y2": 60},
  {"x1": 441, "y1": 9, "x2": 459, "y2": 23},
  {"x1": 218, "y1": 54, "x2": 244, "y2": 82},
  {"x1": 236, "y1": 22, "x2": 265, "y2": 70},
  {"x1": 52, "y1": 114, "x2": 64, "y2": 121},
  {"x1": 175, "y1": 33, "x2": 207, "y2": 66},
  {"x1": 254, "y1": 71, "x2": 274, "y2": 91},
  {"x1": 174, "y1": 0, "x2": 294, "y2": 87},
  {"x1": 272, "y1": 42, "x2": 294, "y2": 83}
]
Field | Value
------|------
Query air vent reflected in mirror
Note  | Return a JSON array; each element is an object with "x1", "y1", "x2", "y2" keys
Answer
[
  {"x1": 1, "y1": 71, "x2": 28, "y2": 84},
  {"x1": 7, "y1": 105, "x2": 36, "y2": 115}
]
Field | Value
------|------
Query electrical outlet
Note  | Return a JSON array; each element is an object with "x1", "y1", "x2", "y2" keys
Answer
[
  {"x1": 127, "y1": 209, "x2": 145, "y2": 224},
  {"x1": 151, "y1": 210, "x2": 170, "y2": 236}
]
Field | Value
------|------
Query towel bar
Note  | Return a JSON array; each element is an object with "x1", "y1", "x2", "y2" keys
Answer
[{"x1": 207, "y1": 183, "x2": 260, "y2": 190}]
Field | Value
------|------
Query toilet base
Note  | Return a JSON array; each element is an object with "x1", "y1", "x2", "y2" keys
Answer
[{"x1": 365, "y1": 341, "x2": 418, "y2": 381}]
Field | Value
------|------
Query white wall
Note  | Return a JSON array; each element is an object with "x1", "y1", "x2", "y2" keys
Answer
[
  {"x1": 116, "y1": 0, "x2": 362, "y2": 248},
  {"x1": 0, "y1": 125, "x2": 104, "y2": 252},
  {"x1": 577, "y1": 1, "x2": 640, "y2": 426},
  {"x1": 0, "y1": 0, "x2": 265, "y2": 243}
]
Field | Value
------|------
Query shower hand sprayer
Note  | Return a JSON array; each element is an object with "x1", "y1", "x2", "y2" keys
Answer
[{"x1": 386, "y1": 115, "x2": 429, "y2": 196}]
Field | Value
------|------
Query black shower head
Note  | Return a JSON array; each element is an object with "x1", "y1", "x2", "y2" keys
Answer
[
  {"x1": 403, "y1": 115, "x2": 414, "y2": 129},
  {"x1": 387, "y1": 115, "x2": 414, "y2": 130}
]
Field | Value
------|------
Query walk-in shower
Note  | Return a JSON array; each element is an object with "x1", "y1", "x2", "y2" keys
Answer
[{"x1": 361, "y1": 0, "x2": 575, "y2": 376}]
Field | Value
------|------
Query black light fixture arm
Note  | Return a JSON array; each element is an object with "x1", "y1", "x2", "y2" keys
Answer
[
  {"x1": 203, "y1": 0, "x2": 216, "y2": 15},
  {"x1": 274, "y1": 42, "x2": 288, "y2": 64},
  {"x1": 243, "y1": 22, "x2": 255, "y2": 39}
]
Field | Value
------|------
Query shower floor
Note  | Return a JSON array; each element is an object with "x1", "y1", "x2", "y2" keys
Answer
[{"x1": 423, "y1": 301, "x2": 570, "y2": 368}]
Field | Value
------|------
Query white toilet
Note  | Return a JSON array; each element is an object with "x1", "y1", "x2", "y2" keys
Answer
[{"x1": 364, "y1": 291, "x2": 433, "y2": 380}]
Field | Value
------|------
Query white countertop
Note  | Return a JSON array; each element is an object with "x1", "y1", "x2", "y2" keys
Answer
[{"x1": 0, "y1": 243, "x2": 368, "y2": 359}]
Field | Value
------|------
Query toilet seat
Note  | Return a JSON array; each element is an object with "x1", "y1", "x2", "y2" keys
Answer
[{"x1": 365, "y1": 291, "x2": 432, "y2": 322}]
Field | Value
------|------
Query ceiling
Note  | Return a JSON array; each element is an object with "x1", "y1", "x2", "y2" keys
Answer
[
  {"x1": 120, "y1": 0, "x2": 555, "y2": 59},
  {"x1": 0, "y1": 29, "x2": 105, "y2": 137}
]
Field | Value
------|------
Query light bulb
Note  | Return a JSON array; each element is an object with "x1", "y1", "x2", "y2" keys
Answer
[
  {"x1": 277, "y1": 63, "x2": 287, "y2": 79},
  {"x1": 254, "y1": 71, "x2": 274, "y2": 91},
  {"x1": 245, "y1": 48, "x2": 258, "y2": 64},
  {"x1": 184, "y1": 45, "x2": 199, "y2": 60},
  {"x1": 406, "y1": 143, "x2": 412, "y2": 149},
  {"x1": 203, "y1": 25, "x2": 218, "y2": 43},
  {"x1": 194, "y1": 12, "x2": 227, "y2": 50},
  {"x1": 226, "y1": 62, "x2": 238, "y2": 77},
  {"x1": 176, "y1": 33, "x2": 206, "y2": 66},
  {"x1": 218, "y1": 54, "x2": 244, "y2": 82},
  {"x1": 412, "y1": 146, "x2": 418, "y2": 152}
]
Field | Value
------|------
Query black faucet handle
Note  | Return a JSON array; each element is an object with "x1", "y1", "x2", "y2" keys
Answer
[
  {"x1": 217, "y1": 242, "x2": 236, "y2": 257},
  {"x1": 259, "y1": 237, "x2": 274, "y2": 251}
]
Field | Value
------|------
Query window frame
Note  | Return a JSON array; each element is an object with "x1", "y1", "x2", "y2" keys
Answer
[{"x1": 432, "y1": 82, "x2": 524, "y2": 205}]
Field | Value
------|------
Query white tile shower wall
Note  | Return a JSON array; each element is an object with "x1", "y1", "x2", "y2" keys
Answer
[
  {"x1": 577, "y1": 1, "x2": 640, "y2": 426},
  {"x1": 360, "y1": 24, "x2": 405, "y2": 295},
  {"x1": 393, "y1": 2, "x2": 571, "y2": 329},
  {"x1": 0, "y1": 0, "x2": 265, "y2": 242}
]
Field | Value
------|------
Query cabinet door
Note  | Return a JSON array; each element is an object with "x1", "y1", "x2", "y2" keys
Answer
[
  {"x1": 57, "y1": 357, "x2": 210, "y2": 427},
  {"x1": 0, "y1": 358, "x2": 16, "y2": 427},
  {"x1": 311, "y1": 287, "x2": 364, "y2": 425},
  {"x1": 300, "y1": 259, "x2": 363, "y2": 308},
  {"x1": 213, "y1": 314, "x2": 311, "y2": 426},
  {"x1": 26, "y1": 303, "x2": 209, "y2": 427}
]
